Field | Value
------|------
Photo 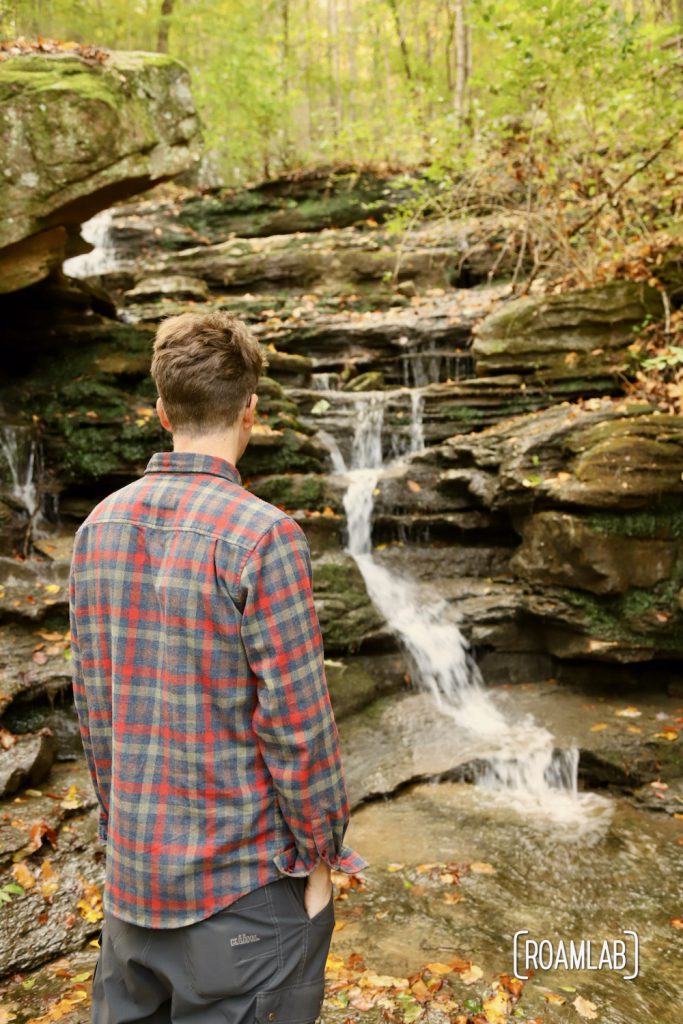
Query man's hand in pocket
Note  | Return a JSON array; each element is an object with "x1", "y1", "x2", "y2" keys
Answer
[{"x1": 303, "y1": 858, "x2": 333, "y2": 919}]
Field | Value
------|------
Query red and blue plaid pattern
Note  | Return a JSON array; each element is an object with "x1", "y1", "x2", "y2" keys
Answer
[{"x1": 69, "y1": 450, "x2": 368, "y2": 928}]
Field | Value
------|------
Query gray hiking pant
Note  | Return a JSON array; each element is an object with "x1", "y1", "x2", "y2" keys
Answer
[{"x1": 91, "y1": 875, "x2": 336, "y2": 1024}]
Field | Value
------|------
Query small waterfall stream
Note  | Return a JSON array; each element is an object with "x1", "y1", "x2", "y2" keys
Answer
[
  {"x1": 63, "y1": 209, "x2": 118, "y2": 278},
  {"x1": 319, "y1": 387, "x2": 612, "y2": 829},
  {"x1": 0, "y1": 423, "x2": 40, "y2": 519},
  {"x1": 0, "y1": 421, "x2": 55, "y2": 545}
]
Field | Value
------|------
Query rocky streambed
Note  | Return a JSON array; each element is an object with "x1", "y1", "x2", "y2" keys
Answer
[{"x1": 0, "y1": 46, "x2": 682, "y2": 1024}]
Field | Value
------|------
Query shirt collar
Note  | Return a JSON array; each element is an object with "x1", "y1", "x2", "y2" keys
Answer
[{"x1": 144, "y1": 450, "x2": 242, "y2": 486}]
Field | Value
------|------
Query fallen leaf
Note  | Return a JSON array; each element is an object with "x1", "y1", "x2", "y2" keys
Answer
[
  {"x1": 461, "y1": 964, "x2": 484, "y2": 985},
  {"x1": 655, "y1": 728, "x2": 678, "y2": 741},
  {"x1": 11, "y1": 861, "x2": 35, "y2": 890},
  {"x1": 573, "y1": 994, "x2": 598, "y2": 1019},
  {"x1": 470, "y1": 862, "x2": 496, "y2": 874},
  {"x1": 590, "y1": 723, "x2": 609, "y2": 731},
  {"x1": 425, "y1": 962, "x2": 457, "y2": 975}
]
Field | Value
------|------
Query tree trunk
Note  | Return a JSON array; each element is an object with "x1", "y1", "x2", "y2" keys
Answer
[
  {"x1": 157, "y1": 0, "x2": 174, "y2": 53},
  {"x1": 386, "y1": 0, "x2": 413, "y2": 83},
  {"x1": 454, "y1": 0, "x2": 468, "y2": 129},
  {"x1": 327, "y1": 0, "x2": 342, "y2": 130}
]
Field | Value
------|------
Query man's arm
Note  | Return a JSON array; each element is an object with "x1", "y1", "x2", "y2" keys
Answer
[
  {"x1": 68, "y1": 558, "x2": 110, "y2": 846},
  {"x1": 239, "y1": 515, "x2": 368, "y2": 877}
]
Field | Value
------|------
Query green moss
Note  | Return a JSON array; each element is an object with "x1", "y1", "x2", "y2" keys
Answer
[
  {"x1": 585, "y1": 506, "x2": 683, "y2": 539},
  {"x1": 441, "y1": 405, "x2": 481, "y2": 422},
  {"x1": 248, "y1": 473, "x2": 336, "y2": 511},
  {"x1": 0, "y1": 58, "x2": 119, "y2": 108},
  {"x1": 558, "y1": 580, "x2": 683, "y2": 651}
]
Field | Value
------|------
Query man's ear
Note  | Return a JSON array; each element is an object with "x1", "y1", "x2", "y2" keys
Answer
[
  {"x1": 156, "y1": 396, "x2": 173, "y2": 433},
  {"x1": 245, "y1": 392, "x2": 258, "y2": 427}
]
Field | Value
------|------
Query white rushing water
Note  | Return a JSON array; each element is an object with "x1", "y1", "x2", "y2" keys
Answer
[
  {"x1": 63, "y1": 210, "x2": 118, "y2": 278},
  {"x1": 0, "y1": 423, "x2": 41, "y2": 519},
  {"x1": 322, "y1": 387, "x2": 612, "y2": 831}
]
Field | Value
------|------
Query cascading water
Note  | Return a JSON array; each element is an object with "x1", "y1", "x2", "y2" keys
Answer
[
  {"x1": 322, "y1": 387, "x2": 611, "y2": 829},
  {"x1": 63, "y1": 209, "x2": 118, "y2": 278},
  {"x1": 0, "y1": 421, "x2": 53, "y2": 541}
]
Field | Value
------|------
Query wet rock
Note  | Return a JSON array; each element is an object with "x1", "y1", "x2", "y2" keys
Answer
[
  {"x1": 0, "y1": 805, "x2": 103, "y2": 975},
  {"x1": 472, "y1": 280, "x2": 663, "y2": 381},
  {"x1": 325, "y1": 653, "x2": 406, "y2": 721},
  {"x1": 124, "y1": 275, "x2": 209, "y2": 303},
  {"x1": 134, "y1": 217, "x2": 524, "y2": 298},
  {"x1": 106, "y1": 169, "x2": 423, "y2": 253},
  {"x1": 0, "y1": 619, "x2": 73, "y2": 714},
  {"x1": 0, "y1": 729, "x2": 58, "y2": 797},
  {"x1": 0, "y1": 496, "x2": 31, "y2": 557},
  {"x1": 435, "y1": 397, "x2": 683, "y2": 512},
  {"x1": 247, "y1": 472, "x2": 342, "y2": 513},
  {"x1": 632, "y1": 777, "x2": 683, "y2": 814},
  {"x1": 511, "y1": 511, "x2": 681, "y2": 595},
  {"x1": 341, "y1": 370, "x2": 385, "y2": 392},
  {"x1": 312, "y1": 551, "x2": 391, "y2": 655},
  {"x1": 0, "y1": 556, "x2": 69, "y2": 620},
  {"x1": 0, "y1": 50, "x2": 201, "y2": 294}
]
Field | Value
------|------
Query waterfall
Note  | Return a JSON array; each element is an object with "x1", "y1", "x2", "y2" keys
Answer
[
  {"x1": 0, "y1": 423, "x2": 40, "y2": 519},
  {"x1": 63, "y1": 210, "x2": 117, "y2": 278},
  {"x1": 327, "y1": 388, "x2": 611, "y2": 827},
  {"x1": 0, "y1": 422, "x2": 55, "y2": 543}
]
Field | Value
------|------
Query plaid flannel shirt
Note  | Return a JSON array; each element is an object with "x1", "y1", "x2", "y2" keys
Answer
[{"x1": 68, "y1": 449, "x2": 368, "y2": 928}]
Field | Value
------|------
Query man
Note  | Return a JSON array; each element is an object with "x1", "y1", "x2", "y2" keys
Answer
[{"x1": 68, "y1": 311, "x2": 368, "y2": 1024}]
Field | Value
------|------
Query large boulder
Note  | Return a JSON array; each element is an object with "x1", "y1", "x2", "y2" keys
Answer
[{"x1": 0, "y1": 49, "x2": 201, "y2": 293}]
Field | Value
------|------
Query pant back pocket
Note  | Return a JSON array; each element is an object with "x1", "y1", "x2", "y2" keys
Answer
[{"x1": 184, "y1": 893, "x2": 281, "y2": 999}]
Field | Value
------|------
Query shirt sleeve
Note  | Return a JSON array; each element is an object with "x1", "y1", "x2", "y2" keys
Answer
[
  {"x1": 68, "y1": 556, "x2": 110, "y2": 846},
  {"x1": 239, "y1": 516, "x2": 369, "y2": 877}
]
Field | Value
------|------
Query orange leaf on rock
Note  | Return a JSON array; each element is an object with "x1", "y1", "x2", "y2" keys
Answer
[
  {"x1": 573, "y1": 995, "x2": 598, "y2": 1019},
  {"x1": 406, "y1": 479, "x2": 421, "y2": 493},
  {"x1": 425, "y1": 962, "x2": 457, "y2": 975},
  {"x1": 483, "y1": 989, "x2": 511, "y2": 1023},
  {"x1": 11, "y1": 860, "x2": 35, "y2": 890},
  {"x1": 410, "y1": 978, "x2": 431, "y2": 1003},
  {"x1": 40, "y1": 858, "x2": 60, "y2": 900}
]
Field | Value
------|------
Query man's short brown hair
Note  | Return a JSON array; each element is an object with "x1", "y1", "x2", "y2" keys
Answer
[{"x1": 151, "y1": 311, "x2": 266, "y2": 434}]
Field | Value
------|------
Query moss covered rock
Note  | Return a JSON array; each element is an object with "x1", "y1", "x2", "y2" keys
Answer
[
  {"x1": 472, "y1": 281, "x2": 663, "y2": 381},
  {"x1": 0, "y1": 50, "x2": 201, "y2": 293}
]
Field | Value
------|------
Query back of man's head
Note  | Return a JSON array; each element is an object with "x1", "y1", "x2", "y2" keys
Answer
[{"x1": 151, "y1": 311, "x2": 266, "y2": 436}]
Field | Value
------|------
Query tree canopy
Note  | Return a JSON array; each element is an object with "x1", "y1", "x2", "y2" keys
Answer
[{"x1": 1, "y1": 1, "x2": 681, "y2": 186}]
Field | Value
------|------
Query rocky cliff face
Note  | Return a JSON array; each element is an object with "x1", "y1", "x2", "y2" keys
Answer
[{"x1": 2, "y1": 167, "x2": 682, "y2": 722}]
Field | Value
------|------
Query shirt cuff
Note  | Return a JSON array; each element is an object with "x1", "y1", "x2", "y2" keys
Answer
[{"x1": 273, "y1": 843, "x2": 369, "y2": 876}]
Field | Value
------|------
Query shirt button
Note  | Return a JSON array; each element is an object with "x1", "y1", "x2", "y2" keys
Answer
[{"x1": 268, "y1": 1014, "x2": 276, "y2": 1021}]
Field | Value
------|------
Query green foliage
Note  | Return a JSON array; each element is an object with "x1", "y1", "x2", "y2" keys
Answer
[
  {"x1": 1, "y1": 0, "x2": 681, "y2": 199},
  {"x1": 641, "y1": 345, "x2": 683, "y2": 371}
]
